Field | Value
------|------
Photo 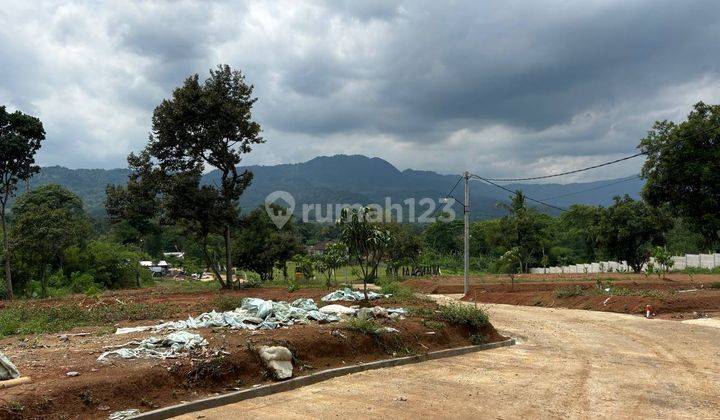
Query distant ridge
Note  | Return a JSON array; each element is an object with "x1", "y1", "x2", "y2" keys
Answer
[{"x1": 27, "y1": 155, "x2": 643, "y2": 218}]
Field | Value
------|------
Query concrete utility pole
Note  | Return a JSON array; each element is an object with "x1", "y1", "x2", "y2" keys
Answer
[{"x1": 463, "y1": 171, "x2": 470, "y2": 296}]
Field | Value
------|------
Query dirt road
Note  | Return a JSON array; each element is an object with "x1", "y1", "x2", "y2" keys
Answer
[{"x1": 176, "y1": 297, "x2": 720, "y2": 419}]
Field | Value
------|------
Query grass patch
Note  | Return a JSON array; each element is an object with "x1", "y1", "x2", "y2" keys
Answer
[
  {"x1": 152, "y1": 279, "x2": 221, "y2": 294},
  {"x1": 422, "y1": 319, "x2": 446, "y2": 330},
  {"x1": 437, "y1": 304, "x2": 489, "y2": 329},
  {"x1": 469, "y1": 333, "x2": 487, "y2": 345},
  {"x1": 345, "y1": 317, "x2": 380, "y2": 335},
  {"x1": 379, "y1": 281, "x2": 417, "y2": 303},
  {"x1": 554, "y1": 285, "x2": 584, "y2": 298},
  {"x1": 0, "y1": 302, "x2": 175, "y2": 338},
  {"x1": 709, "y1": 282, "x2": 720, "y2": 289},
  {"x1": 213, "y1": 295, "x2": 244, "y2": 311}
]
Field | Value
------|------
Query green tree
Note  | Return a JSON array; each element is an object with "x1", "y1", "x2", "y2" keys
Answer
[
  {"x1": 639, "y1": 102, "x2": 720, "y2": 249},
  {"x1": 105, "y1": 150, "x2": 162, "y2": 250},
  {"x1": 0, "y1": 106, "x2": 45, "y2": 299},
  {"x1": 11, "y1": 185, "x2": 89, "y2": 297},
  {"x1": 338, "y1": 207, "x2": 391, "y2": 299},
  {"x1": 235, "y1": 206, "x2": 303, "y2": 281},
  {"x1": 595, "y1": 195, "x2": 671, "y2": 272},
  {"x1": 314, "y1": 242, "x2": 349, "y2": 286},
  {"x1": 497, "y1": 191, "x2": 551, "y2": 273},
  {"x1": 147, "y1": 64, "x2": 264, "y2": 288},
  {"x1": 556, "y1": 204, "x2": 602, "y2": 262},
  {"x1": 385, "y1": 223, "x2": 423, "y2": 277},
  {"x1": 424, "y1": 217, "x2": 462, "y2": 255}
]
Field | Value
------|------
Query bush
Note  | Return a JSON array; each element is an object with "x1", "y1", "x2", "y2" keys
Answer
[
  {"x1": 213, "y1": 295, "x2": 243, "y2": 311},
  {"x1": 554, "y1": 285, "x2": 584, "y2": 298},
  {"x1": 345, "y1": 317, "x2": 380, "y2": 335},
  {"x1": 437, "y1": 304, "x2": 489, "y2": 329},
  {"x1": 380, "y1": 282, "x2": 415, "y2": 302},
  {"x1": 710, "y1": 282, "x2": 720, "y2": 289},
  {"x1": 469, "y1": 333, "x2": 487, "y2": 345}
]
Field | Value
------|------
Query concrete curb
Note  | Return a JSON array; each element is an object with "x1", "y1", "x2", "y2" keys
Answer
[{"x1": 133, "y1": 337, "x2": 516, "y2": 419}]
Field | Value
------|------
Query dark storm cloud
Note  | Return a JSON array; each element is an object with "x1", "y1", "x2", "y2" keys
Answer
[{"x1": 1, "y1": 0, "x2": 719, "y2": 179}]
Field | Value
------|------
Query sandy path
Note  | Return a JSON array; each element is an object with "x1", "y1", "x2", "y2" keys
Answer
[{"x1": 175, "y1": 297, "x2": 720, "y2": 419}]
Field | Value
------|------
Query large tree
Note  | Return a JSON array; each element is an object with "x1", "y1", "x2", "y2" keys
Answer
[
  {"x1": 11, "y1": 185, "x2": 89, "y2": 297},
  {"x1": 147, "y1": 65, "x2": 264, "y2": 288},
  {"x1": 595, "y1": 195, "x2": 671, "y2": 272},
  {"x1": 105, "y1": 150, "x2": 163, "y2": 250},
  {"x1": 0, "y1": 106, "x2": 45, "y2": 299},
  {"x1": 234, "y1": 205, "x2": 303, "y2": 281},
  {"x1": 639, "y1": 102, "x2": 720, "y2": 250}
]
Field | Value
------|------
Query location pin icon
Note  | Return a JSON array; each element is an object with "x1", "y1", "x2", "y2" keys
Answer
[{"x1": 264, "y1": 191, "x2": 295, "y2": 229}]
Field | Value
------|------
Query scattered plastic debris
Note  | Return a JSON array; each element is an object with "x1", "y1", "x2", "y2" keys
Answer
[
  {"x1": 321, "y1": 288, "x2": 389, "y2": 302},
  {"x1": 66, "y1": 371, "x2": 80, "y2": 377},
  {"x1": 0, "y1": 352, "x2": 20, "y2": 380},
  {"x1": 109, "y1": 409, "x2": 140, "y2": 420},
  {"x1": 115, "y1": 298, "x2": 340, "y2": 335},
  {"x1": 259, "y1": 346, "x2": 293, "y2": 379},
  {"x1": 319, "y1": 304, "x2": 357, "y2": 315},
  {"x1": 380, "y1": 327, "x2": 400, "y2": 334},
  {"x1": 98, "y1": 331, "x2": 208, "y2": 362}
]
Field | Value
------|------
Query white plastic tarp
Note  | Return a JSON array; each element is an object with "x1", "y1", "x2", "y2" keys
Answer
[
  {"x1": 321, "y1": 288, "x2": 388, "y2": 302},
  {"x1": 98, "y1": 331, "x2": 208, "y2": 362},
  {"x1": 0, "y1": 352, "x2": 20, "y2": 380},
  {"x1": 115, "y1": 298, "x2": 340, "y2": 335}
]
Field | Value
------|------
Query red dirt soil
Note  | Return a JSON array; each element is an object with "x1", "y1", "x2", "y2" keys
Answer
[
  {"x1": 0, "y1": 287, "x2": 503, "y2": 419},
  {"x1": 406, "y1": 274, "x2": 720, "y2": 319}
]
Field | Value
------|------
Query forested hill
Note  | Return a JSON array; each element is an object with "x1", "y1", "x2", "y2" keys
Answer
[{"x1": 28, "y1": 155, "x2": 643, "y2": 218}]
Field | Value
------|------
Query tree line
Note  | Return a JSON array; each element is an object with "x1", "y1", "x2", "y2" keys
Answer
[{"x1": 2, "y1": 65, "x2": 719, "y2": 299}]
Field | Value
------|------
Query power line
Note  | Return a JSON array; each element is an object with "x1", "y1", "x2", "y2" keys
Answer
[
  {"x1": 539, "y1": 174, "x2": 642, "y2": 201},
  {"x1": 482, "y1": 153, "x2": 644, "y2": 182},
  {"x1": 470, "y1": 174, "x2": 568, "y2": 212},
  {"x1": 481, "y1": 123, "x2": 720, "y2": 182}
]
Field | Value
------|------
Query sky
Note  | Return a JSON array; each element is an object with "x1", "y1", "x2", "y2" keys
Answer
[{"x1": 1, "y1": 0, "x2": 720, "y2": 182}]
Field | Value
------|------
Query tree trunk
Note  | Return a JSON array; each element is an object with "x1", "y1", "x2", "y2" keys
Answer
[
  {"x1": 1, "y1": 206, "x2": 12, "y2": 300},
  {"x1": 224, "y1": 224, "x2": 233, "y2": 289},
  {"x1": 40, "y1": 265, "x2": 47, "y2": 299}
]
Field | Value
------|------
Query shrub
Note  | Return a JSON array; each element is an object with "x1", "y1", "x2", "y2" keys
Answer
[
  {"x1": 554, "y1": 285, "x2": 583, "y2": 298},
  {"x1": 213, "y1": 295, "x2": 243, "y2": 312},
  {"x1": 437, "y1": 304, "x2": 489, "y2": 329},
  {"x1": 709, "y1": 282, "x2": 720, "y2": 289},
  {"x1": 380, "y1": 282, "x2": 415, "y2": 302},
  {"x1": 345, "y1": 317, "x2": 380, "y2": 335},
  {"x1": 469, "y1": 333, "x2": 487, "y2": 345}
]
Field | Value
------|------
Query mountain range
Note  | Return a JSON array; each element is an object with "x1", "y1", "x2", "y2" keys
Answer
[{"x1": 27, "y1": 155, "x2": 643, "y2": 220}]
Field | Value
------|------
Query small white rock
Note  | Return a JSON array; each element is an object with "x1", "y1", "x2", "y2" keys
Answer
[
  {"x1": 66, "y1": 371, "x2": 80, "y2": 377},
  {"x1": 258, "y1": 346, "x2": 293, "y2": 380}
]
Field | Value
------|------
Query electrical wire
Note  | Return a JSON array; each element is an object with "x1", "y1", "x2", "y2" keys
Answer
[
  {"x1": 481, "y1": 123, "x2": 720, "y2": 182},
  {"x1": 470, "y1": 174, "x2": 568, "y2": 212},
  {"x1": 539, "y1": 174, "x2": 642, "y2": 201}
]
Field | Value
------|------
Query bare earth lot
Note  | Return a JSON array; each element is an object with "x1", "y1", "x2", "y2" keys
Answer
[
  {"x1": 407, "y1": 273, "x2": 720, "y2": 319},
  {"x1": 0, "y1": 287, "x2": 502, "y2": 419},
  {"x1": 179, "y1": 297, "x2": 720, "y2": 419}
]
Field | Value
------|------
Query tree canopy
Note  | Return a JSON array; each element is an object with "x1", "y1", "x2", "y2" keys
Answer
[
  {"x1": 640, "y1": 101, "x2": 720, "y2": 250},
  {"x1": 0, "y1": 106, "x2": 45, "y2": 299}
]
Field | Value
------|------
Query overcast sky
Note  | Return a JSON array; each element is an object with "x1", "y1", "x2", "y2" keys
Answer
[{"x1": 2, "y1": 0, "x2": 719, "y2": 181}]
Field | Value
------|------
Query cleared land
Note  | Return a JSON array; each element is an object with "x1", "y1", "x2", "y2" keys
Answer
[
  {"x1": 0, "y1": 285, "x2": 502, "y2": 419},
  {"x1": 177, "y1": 297, "x2": 720, "y2": 419},
  {"x1": 407, "y1": 273, "x2": 720, "y2": 319}
]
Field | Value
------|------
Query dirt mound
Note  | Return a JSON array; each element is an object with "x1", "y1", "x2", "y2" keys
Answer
[{"x1": 0, "y1": 291, "x2": 503, "y2": 419}]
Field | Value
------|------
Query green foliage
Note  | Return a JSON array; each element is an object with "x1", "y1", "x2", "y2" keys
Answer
[
  {"x1": 345, "y1": 317, "x2": 380, "y2": 335},
  {"x1": 469, "y1": 333, "x2": 487, "y2": 345},
  {"x1": 709, "y1": 282, "x2": 720, "y2": 289},
  {"x1": 291, "y1": 254, "x2": 315, "y2": 279},
  {"x1": 379, "y1": 281, "x2": 416, "y2": 302},
  {"x1": 0, "y1": 302, "x2": 174, "y2": 338},
  {"x1": 147, "y1": 64, "x2": 264, "y2": 289},
  {"x1": 213, "y1": 295, "x2": 243, "y2": 311},
  {"x1": 640, "y1": 102, "x2": 720, "y2": 249},
  {"x1": 496, "y1": 192, "x2": 553, "y2": 272},
  {"x1": 235, "y1": 205, "x2": 303, "y2": 281},
  {"x1": 338, "y1": 207, "x2": 391, "y2": 291},
  {"x1": 0, "y1": 106, "x2": 45, "y2": 300},
  {"x1": 554, "y1": 285, "x2": 584, "y2": 298},
  {"x1": 424, "y1": 218, "x2": 463, "y2": 255},
  {"x1": 595, "y1": 195, "x2": 671, "y2": 272},
  {"x1": 437, "y1": 304, "x2": 489, "y2": 329}
]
